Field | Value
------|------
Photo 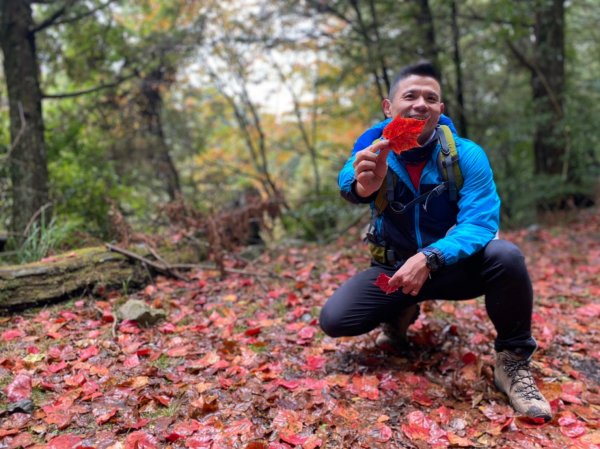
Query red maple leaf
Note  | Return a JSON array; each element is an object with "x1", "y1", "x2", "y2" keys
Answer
[
  {"x1": 382, "y1": 116, "x2": 426, "y2": 154},
  {"x1": 47, "y1": 434, "x2": 83, "y2": 449},
  {"x1": 374, "y1": 273, "x2": 399, "y2": 294},
  {"x1": 5, "y1": 373, "x2": 32, "y2": 402}
]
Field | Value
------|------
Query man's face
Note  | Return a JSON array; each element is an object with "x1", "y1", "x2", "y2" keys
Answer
[{"x1": 382, "y1": 75, "x2": 445, "y2": 144}]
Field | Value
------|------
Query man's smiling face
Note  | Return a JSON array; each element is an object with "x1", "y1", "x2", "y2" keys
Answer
[{"x1": 383, "y1": 75, "x2": 445, "y2": 144}]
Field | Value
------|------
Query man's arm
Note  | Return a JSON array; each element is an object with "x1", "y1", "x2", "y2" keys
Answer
[{"x1": 424, "y1": 138, "x2": 500, "y2": 266}]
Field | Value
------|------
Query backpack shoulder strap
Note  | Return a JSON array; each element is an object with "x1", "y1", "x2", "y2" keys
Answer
[
  {"x1": 437, "y1": 125, "x2": 463, "y2": 201},
  {"x1": 374, "y1": 170, "x2": 396, "y2": 215}
]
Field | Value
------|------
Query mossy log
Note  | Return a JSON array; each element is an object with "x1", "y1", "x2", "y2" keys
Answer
[{"x1": 0, "y1": 246, "x2": 148, "y2": 311}]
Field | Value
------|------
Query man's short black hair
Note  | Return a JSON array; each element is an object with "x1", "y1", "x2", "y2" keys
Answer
[{"x1": 388, "y1": 61, "x2": 441, "y2": 100}]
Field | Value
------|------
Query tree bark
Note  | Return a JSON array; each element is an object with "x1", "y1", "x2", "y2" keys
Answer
[
  {"x1": 0, "y1": 1, "x2": 50, "y2": 238},
  {"x1": 139, "y1": 68, "x2": 182, "y2": 201},
  {"x1": 0, "y1": 247, "x2": 147, "y2": 310},
  {"x1": 531, "y1": 0, "x2": 566, "y2": 177},
  {"x1": 450, "y1": 0, "x2": 468, "y2": 137}
]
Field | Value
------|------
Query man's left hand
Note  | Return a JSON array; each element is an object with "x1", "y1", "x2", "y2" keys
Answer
[{"x1": 388, "y1": 252, "x2": 430, "y2": 296}]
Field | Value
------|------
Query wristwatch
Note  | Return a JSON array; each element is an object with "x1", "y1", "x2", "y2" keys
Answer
[{"x1": 422, "y1": 250, "x2": 442, "y2": 272}]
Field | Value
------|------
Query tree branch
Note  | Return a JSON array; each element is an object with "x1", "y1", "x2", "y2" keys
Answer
[
  {"x1": 50, "y1": 0, "x2": 116, "y2": 27},
  {"x1": 31, "y1": 0, "x2": 79, "y2": 34},
  {"x1": 506, "y1": 39, "x2": 563, "y2": 116},
  {"x1": 42, "y1": 73, "x2": 136, "y2": 100},
  {"x1": 1, "y1": 102, "x2": 26, "y2": 162}
]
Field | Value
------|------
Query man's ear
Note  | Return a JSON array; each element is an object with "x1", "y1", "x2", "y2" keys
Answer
[
  {"x1": 382, "y1": 99, "x2": 392, "y2": 118},
  {"x1": 440, "y1": 102, "x2": 445, "y2": 114}
]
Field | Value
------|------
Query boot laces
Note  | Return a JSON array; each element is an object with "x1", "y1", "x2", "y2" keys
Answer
[{"x1": 504, "y1": 357, "x2": 543, "y2": 401}]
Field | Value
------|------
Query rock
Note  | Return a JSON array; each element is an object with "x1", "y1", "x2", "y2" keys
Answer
[{"x1": 118, "y1": 299, "x2": 166, "y2": 327}]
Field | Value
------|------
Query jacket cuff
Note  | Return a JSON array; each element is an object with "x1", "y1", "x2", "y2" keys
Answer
[
  {"x1": 421, "y1": 247, "x2": 446, "y2": 267},
  {"x1": 342, "y1": 180, "x2": 378, "y2": 204}
]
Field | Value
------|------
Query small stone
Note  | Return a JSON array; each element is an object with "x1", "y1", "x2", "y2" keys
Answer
[{"x1": 118, "y1": 299, "x2": 166, "y2": 327}]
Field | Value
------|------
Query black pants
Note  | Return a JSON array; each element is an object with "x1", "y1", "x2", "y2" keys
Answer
[{"x1": 319, "y1": 239, "x2": 537, "y2": 355}]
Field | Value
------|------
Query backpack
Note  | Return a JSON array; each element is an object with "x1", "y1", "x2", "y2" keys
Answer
[{"x1": 373, "y1": 124, "x2": 463, "y2": 216}]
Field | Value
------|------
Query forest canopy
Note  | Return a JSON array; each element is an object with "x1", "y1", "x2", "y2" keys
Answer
[{"x1": 1, "y1": 0, "x2": 598, "y2": 261}]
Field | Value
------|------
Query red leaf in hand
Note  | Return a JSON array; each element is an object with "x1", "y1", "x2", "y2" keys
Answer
[
  {"x1": 5, "y1": 373, "x2": 32, "y2": 401},
  {"x1": 382, "y1": 116, "x2": 426, "y2": 154},
  {"x1": 374, "y1": 273, "x2": 399, "y2": 295}
]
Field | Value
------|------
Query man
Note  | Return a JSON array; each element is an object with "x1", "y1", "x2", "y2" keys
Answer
[{"x1": 319, "y1": 61, "x2": 552, "y2": 421}]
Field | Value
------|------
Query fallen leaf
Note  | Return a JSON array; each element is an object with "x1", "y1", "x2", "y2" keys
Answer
[{"x1": 382, "y1": 116, "x2": 426, "y2": 154}]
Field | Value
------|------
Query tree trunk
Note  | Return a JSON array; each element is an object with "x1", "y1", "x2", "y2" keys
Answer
[
  {"x1": 532, "y1": 0, "x2": 566, "y2": 176},
  {"x1": 414, "y1": 0, "x2": 440, "y2": 75},
  {"x1": 450, "y1": 0, "x2": 468, "y2": 137},
  {"x1": 139, "y1": 68, "x2": 182, "y2": 201},
  {"x1": 0, "y1": 0, "x2": 50, "y2": 238}
]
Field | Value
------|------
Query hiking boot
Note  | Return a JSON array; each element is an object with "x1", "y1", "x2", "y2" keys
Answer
[
  {"x1": 494, "y1": 350, "x2": 552, "y2": 422},
  {"x1": 375, "y1": 304, "x2": 420, "y2": 349}
]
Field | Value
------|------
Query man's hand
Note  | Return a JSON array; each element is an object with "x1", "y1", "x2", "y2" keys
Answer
[
  {"x1": 388, "y1": 252, "x2": 430, "y2": 296},
  {"x1": 353, "y1": 139, "x2": 392, "y2": 198}
]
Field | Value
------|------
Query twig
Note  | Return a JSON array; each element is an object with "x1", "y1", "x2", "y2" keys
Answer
[
  {"x1": 2, "y1": 102, "x2": 27, "y2": 162},
  {"x1": 105, "y1": 243, "x2": 189, "y2": 282},
  {"x1": 145, "y1": 244, "x2": 170, "y2": 267},
  {"x1": 167, "y1": 262, "x2": 283, "y2": 279},
  {"x1": 22, "y1": 202, "x2": 53, "y2": 237}
]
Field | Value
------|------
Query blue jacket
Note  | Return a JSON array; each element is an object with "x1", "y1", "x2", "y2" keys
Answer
[{"x1": 338, "y1": 115, "x2": 500, "y2": 266}]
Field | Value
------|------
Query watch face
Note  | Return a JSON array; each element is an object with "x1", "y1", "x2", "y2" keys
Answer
[{"x1": 427, "y1": 253, "x2": 439, "y2": 270}]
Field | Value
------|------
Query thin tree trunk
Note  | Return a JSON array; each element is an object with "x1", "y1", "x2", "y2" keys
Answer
[
  {"x1": 139, "y1": 68, "x2": 182, "y2": 201},
  {"x1": 414, "y1": 0, "x2": 440, "y2": 74},
  {"x1": 450, "y1": 0, "x2": 468, "y2": 137},
  {"x1": 0, "y1": 1, "x2": 50, "y2": 238},
  {"x1": 531, "y1": 0, "x2": 566, "y2": 177}
]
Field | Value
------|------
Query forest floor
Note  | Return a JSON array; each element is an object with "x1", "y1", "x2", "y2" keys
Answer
[{"x1": 0, "y1": 206, "x2": 599, "y2": 449}]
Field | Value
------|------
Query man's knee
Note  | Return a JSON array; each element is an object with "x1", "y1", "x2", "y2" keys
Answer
[
  {"x1": 319, "y1": 304, "x2": 341, "y2": 338},
  {"x1": 484, "y1": 239, "x2": 528, "y2": 276}
]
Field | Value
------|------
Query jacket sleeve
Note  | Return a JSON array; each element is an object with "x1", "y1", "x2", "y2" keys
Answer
[
  {"x1": 425, "y1": 139, "x2": 500, "y2": 265},
  {"x1": 338, "y1": 124, "x2": 386, "y2": 204}
]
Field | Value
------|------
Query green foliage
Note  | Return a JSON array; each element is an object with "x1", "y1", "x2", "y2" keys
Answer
[
  {"x1": 13, "y1": 214, "x2": 79, "y2": 264},
  {"x1": 281, "y1": 186, "x2": 365, "y2": 242}
]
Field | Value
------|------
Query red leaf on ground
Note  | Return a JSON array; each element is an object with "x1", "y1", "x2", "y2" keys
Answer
[
  {"x1": 560, "y1": 382, "x2": 584, "y2": 404},
  {"x1": 401, "y1": 410, "x2": 432, "y2": 441},
  {"x1": 47, "y1": 434, "x2": 83, "y2": 449},
  {"x1": 278, "y1": 379, "x2": 301, "y2": 390},
  {"x1": 95, "y1": 408, "x2": 118, "y2": 425},
  {"x1": 382, "y1": 116, "x2": 426, "y2": 154},
  {"x1": 5, "y1": 373, "x2": 32, "y2": 401},
  {"x1": 368, "y1": 423, "x2": 393, "y2": 443},
  {"x1": 303, "y1": 355, "x2": 326, "y2": 371},
  {"x1": 297, "y1": 326, "x2": 317, "y2": 342},
  {"x1": 2, "y1": 329, "x2": 22, "y2": 341},
  {"x1": 79, "y1": 345, "x2": 99, "y2": 361},
  {"x1": 5, "y1": 374, "x2": 31, "y2": 402},
  {"x1": 124, "y1": 354, "x2": 140, "y2": 368},
  {"x1": 245, "y1": 327, "x2": 261, "y2": 337},
  {"x1": 461, "y1": 352, "x2": 477, "y2": 364},
  {"x1": 124, "y1": 431, "x2": 158, "y2": 449},
  {"x1": 280, "y1": 432, "x2": 308, "y2": 446},
  {"x1": 350, "y1": 375, "x2": 380, "y2": 400},
  {"x1": 48, "y1": 361, "x2": 68, "y2": 373},
  {"x1": 374, "y1": 273, "x2": 399, "y2": 294}
]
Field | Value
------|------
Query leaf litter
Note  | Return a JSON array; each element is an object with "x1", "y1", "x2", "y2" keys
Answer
[{"x1": 0, "y1": 208, "x2": 598, "y2": 448}]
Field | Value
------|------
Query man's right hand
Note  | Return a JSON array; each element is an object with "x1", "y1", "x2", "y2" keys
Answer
[{"x1": 353, "y1": 139, "x2": 392, "y2": 198}]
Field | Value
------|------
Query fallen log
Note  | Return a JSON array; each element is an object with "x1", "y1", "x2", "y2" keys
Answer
[{"x1": 0, "y1": 246, "x2": 148, "y2": 311}]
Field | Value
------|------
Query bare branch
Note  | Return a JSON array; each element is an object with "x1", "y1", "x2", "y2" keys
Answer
[
  {"x1": 31, "y1": 0, "x2": 79, "y2": 34},
  {"x1": 50, "y1": 0, "x2": 116, "y2": 27},
  {"x1": 2, "y1": 102, "x2": 26, "y2": 162},
  {"x1": 42, "y1": 73, "x2": 136, "y2": 100},
  {"x1": 506, "y1": 39, "x2": 563, "y2": 116}
]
